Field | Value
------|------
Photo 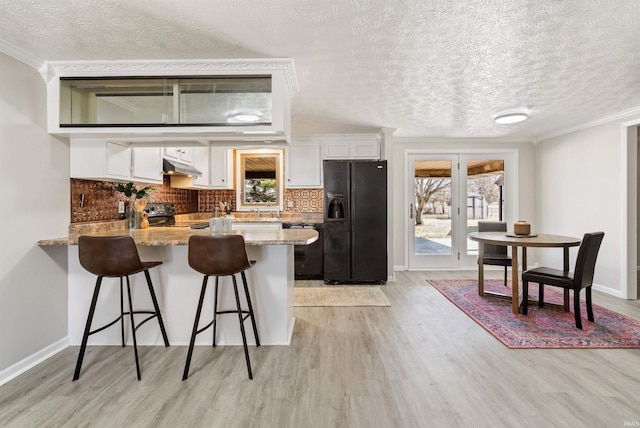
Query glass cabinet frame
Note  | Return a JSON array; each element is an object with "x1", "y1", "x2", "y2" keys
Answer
[{"x1": 59, "y1": 75, "x2": 273, "y2": 127}]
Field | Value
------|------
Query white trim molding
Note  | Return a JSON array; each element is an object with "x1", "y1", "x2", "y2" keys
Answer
[
  {"x1": 0, "y1": 337, "x2": 69, "y2": 387},
  {"x1": 535, "y1": 106, "x2": 640, "y2": 144},
  {"x1": 620, "y1": 118, "x2": 640, "y2": 300},
  {"x1": 0, "y1": 39, "x2": 43, "y2": 70},
  {"x1": 592, "y1": 283, "x2": 625, "y2": 299},
  {"x1": 39, "y1": 58, "x2": 299, "y2": 96}
]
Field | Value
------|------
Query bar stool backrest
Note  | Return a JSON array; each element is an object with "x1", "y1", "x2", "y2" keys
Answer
[
  {"x1": 78, "y1": 235, "x2": 144, "y2": 277},
  {"x1": 188, "y1": 235, "x2": 251, "y2": 276}
]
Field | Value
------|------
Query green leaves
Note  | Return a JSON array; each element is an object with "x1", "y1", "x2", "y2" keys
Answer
[{"x1": 114, "y1": 182, "x2": 155, "y2": 199}]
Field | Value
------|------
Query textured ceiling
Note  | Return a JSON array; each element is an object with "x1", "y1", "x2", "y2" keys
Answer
[{"x1": 1, "y1": 0, "x2": 640, "y2": 139}]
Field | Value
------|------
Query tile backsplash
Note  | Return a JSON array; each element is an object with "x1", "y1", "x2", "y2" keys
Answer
[{"x1": 70, "y1": 178, "x2": 323, "y2": 223}]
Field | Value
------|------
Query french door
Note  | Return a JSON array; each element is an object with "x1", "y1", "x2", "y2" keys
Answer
[{"x1": 407, "y1": 151, "x2": 515, "y2": 269}]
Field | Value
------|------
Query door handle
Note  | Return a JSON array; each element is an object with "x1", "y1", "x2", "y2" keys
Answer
[{"x1": 410, "y1": 203, "x2": 414, "y2": 219}]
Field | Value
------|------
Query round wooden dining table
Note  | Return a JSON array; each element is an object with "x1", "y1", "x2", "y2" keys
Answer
[{"x1": 468, "y1": 231, "x2": 582, "y2": 314}]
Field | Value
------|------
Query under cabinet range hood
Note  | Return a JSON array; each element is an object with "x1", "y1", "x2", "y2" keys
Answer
[{"x1": 163, "y1": 158, "x2": 202, "y2": 177}]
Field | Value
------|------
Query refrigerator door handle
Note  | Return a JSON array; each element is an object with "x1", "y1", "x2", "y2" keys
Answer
[{"x1": 410, "y1": 203, "x2": 414, "y2": 219}]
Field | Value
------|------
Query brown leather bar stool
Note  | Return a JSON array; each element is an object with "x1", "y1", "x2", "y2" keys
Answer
[
  {"x1": 183, "y1": 234, "x2": 260, "y2": 380},
  {"x1": 74, "y1": 235, "x2": 170, "y2": 381}
]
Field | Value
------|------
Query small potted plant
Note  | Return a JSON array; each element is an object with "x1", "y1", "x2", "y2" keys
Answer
[{"x1": 115, "y1": 182, "x2": 155, "y2": 229}]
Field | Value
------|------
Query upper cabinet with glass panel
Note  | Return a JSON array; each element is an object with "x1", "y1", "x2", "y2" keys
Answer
[
  {"x1": 59, "y1": 76, "x2": 272, "y2": 127},
  {"x1": 44, "y1": 59, "x2": 297, "y2": 142}
]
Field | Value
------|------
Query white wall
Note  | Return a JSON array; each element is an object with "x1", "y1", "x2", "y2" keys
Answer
[
  {"x1": 536, "y1": 115, "x2": 640, "y2": 297},
  {"x1": 0, "y1": 52, "x2": 70, "y2": 374},
  {"x1": 637, "y1": 127, "x2": 640, "y2": 269},
  {"x1": 392, "y1": 139, "x2": 537, "y2": 270}
]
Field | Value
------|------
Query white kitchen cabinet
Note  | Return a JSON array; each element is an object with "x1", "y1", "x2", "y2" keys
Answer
[
  {"x1": 70, "y1": 140, "x2": 131, "y2": 181},
  {"x1": 106, "y1": 142, "x2": 132, "y2": 179},
  {"x1": 49, "y1": 65, "x2": 296, "y2": 144},
  {"x1": 349, "y1": 140, "x2": 380, "y2": 159},
  {"x1": 169, "y1": 146, "x2": 212, "y2": 189},
  {"x1": 131, "y1": 147, "x2": 163, "y2": 184},
  {"x1": 70, "y1": 139, "x2": 162, "y2": 184},
  {"x1": 322, "y1": 142, "x2": 351, "y2": 159},
  {"x1": 286, "y1": 143, "x2": 322, "y2": 188},
  {"x1": 164, "y1": 147, "x2": 195, "y2": 164},
  {"x1": 210, "y1": 147, "x2": 234, "y2": 189},
  {"x1": 180, "y1": 147, "x2": 194, "y2": 164},
  {"x1": 191, "y1": 146, "x2": 211, "y2": 189},
  {"x1": 322, "y1": 140, "x2": 379, "y2": 159}
]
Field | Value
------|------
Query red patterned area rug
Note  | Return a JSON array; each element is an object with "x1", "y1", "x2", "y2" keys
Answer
[{"x1": 427, "y1": 279, "x2": 640, "y2": 349}]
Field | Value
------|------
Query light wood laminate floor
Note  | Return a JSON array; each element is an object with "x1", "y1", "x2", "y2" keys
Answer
[{"x1": 1, "y1": 270, "x2": 640, "y2": 427}]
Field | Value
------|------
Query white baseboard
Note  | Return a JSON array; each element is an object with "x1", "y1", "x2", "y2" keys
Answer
[
  {"x1": 592, "y1": 283, "x2": 624, "y2": 298},
  {"x1": 0, "y1": 337, "x2": 69, "y2": 387}
]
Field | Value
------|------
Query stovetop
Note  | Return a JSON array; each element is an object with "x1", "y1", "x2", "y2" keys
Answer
[{"x1": 145, "y1": 203, "x2": 176, "y2": 227}]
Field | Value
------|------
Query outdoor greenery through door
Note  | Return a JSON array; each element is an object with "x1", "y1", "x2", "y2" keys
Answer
[{"x1": 408, "y1": 152, "x2": 512, "y2": 269}]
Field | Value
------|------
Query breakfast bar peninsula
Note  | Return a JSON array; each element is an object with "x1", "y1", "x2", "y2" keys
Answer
[{"x1": 39, "y1": 225, "x2": 318, "y2": 346}]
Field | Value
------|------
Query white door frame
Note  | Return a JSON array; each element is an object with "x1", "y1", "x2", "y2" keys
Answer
[
  {"x1": 405, "y1": 148, "x2": 518, "y2": 270},
  {"x1": 621, "y1": 119, "x2": 639, "y2": 299}
]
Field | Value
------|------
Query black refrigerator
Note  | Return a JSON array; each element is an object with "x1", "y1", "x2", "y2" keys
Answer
[{"x1": 323, "y1": 160, "x2": 387, "y2": 284}]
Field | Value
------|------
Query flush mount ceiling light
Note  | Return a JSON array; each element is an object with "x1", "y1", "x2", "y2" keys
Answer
[
  {"x1": 494, "y1": 109, "x2": 529, "y2": 124},
  {"x1": 226, "y1": 109, "x2": 263, "y2": 123}
]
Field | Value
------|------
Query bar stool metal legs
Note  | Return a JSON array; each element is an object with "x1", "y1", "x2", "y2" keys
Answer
[
  {"x1": 241, "y1": 271, "x2": 260, "y2": 347},
  {"x1": 74, "y1": 235, "x2": 170, "y2": 381},
  {"x1": 183, "y1": 234, "x2": 261, "y2": 381},
  {"x1": 183, "y1": 275, "x2": 211, "y2": 381},
  {"x1": 73, "y1": 272, "x2": 170, "y2": 381},
  {"x1": 182, "y1": 271, "x2": 261, "y2": 380},
  {"x1": 73, "y1": 277, "x2": 103, "y2": 381}
]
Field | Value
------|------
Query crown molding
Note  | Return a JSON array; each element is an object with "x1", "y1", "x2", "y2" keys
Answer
[
  {"x1": 534, "y1": 106, "x2": 640, "y2": 144},
  {"x1": 40, "y1": 58, "x2": 299, "y2": 96},
  {"x1": 293, "y1": 133, "x2": 380, "y2": 143},
  {"x1": 393, "y1": 136, "x2": 533, "y2": 144},
  {"x1": 0, "y1": 39, "x2": 43, "y2": 70}
]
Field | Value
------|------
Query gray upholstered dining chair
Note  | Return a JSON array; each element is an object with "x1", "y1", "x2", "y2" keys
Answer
[
  {"x1": 477, "y1": 221, "x2": 511, "y2": 286},
  {"x1": 522, "y1": 232, "x2": 604, "y2": 329}
]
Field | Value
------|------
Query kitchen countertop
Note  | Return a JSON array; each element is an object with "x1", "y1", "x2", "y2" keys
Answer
[
  {"x1": 175, "y1": 212, "x2": 323, "y2": 224},
  {"x1": 38, "y1": 226, "x2": 318, "y2": 247},
  {"x1": 39, "y1": 211, "x2": 323, "y2": 247}
]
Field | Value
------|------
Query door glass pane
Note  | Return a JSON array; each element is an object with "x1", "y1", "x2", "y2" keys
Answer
[
  {"x1": 466, "y1": 159, "x2": 505, "y2": 255},
  {"x1": 414, "y1": 160, "x2": 452, "y2": 255}
]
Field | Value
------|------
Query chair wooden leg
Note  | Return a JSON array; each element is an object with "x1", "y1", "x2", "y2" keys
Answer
[
  {"x1": 183, "y1": 276, "x2": 209, "y2": 381},
  {"x1": 125, "y1": 276, "x2": 141, "y2": 381},
  {"x1": 232, "y1": 275, "x2": 253, "y2": 380},
  {"x1": 522, "y1": 279, "x2": 529, "y2": 315},
  {"x1": 538, "y1": 283, "x2": 544, "y2": 308},
  {"x1": 586, "y1": 287, "x2": 594, "y2": 322},
  {"x1": 574, "y1": 289, "x2": 583, "y2": 329},
  {"x1": 73, "y1": 277, "x2": 102, "y2": 381},
  {"x1": 503, "y1": 267, "x2": 507, "y2": 287},
  {"x1": 144, "y1": 270, "x2": 170, "y2": 347}
]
